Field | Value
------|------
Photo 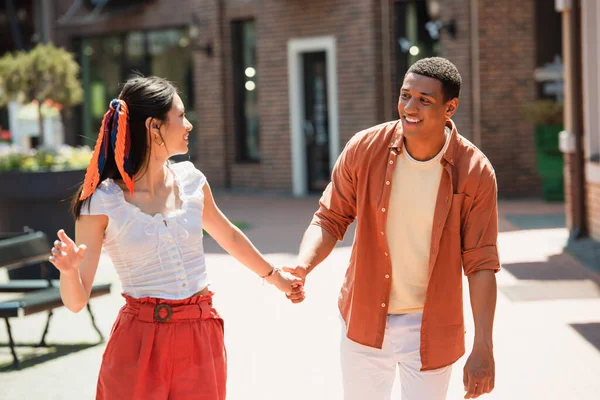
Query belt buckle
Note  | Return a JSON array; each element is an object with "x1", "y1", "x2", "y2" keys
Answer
[{"x1": 154, "y1": 304, "x2": 173, "y2": 322}]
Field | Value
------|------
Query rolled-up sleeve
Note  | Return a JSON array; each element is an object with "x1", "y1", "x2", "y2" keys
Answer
[
  {"x1": 310, "y1": 141, "x2": 357, "y2": 241},
  {"x1": 462, "y1": 163, "x2": 501, "y2": 275}
]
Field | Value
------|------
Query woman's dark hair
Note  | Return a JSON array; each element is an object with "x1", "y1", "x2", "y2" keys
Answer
[{"x1": 71, "y1": 75, "x2": 177, "y2": 219}]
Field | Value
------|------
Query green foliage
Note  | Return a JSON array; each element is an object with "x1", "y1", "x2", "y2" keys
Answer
[
  {"x1": 0, "y1": 145, "x2": 92, "y2": 172},
  {"x1": 0, "y1": 43, "x2": 83, "y2": 109},
  {"x1": 0, "y1": 43, "x2": 83, "y2": 146},
  {"x1": 522, "y1": 99, "x2": 564, "y2": 125}
]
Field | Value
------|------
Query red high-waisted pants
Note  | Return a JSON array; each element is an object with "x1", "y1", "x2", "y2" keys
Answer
[{"x1": 96, "y1": 293, "x2": 226, "y2": 400}]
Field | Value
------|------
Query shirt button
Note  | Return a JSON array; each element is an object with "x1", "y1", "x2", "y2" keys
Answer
[
  {"x1": 381, "y1": 303, "x2": 386, "y2": 308},
  {"x1": 384, "y1": 252, "x2": 388, "y2": 256},
  {"x1": 389, "y1": 160, "x2": 394, "y2": 165},
  {"x1": 380, "y1": 231, "x2": 384, "y2": 236},
  {"x1": 381, "y1": 208, "x2": 386, "y2": 212},
  {"x1": 386, "y1": 181, "x2": 390, "y2": 185},
  {"x1": 385, "y1": 274, "x2": 390, "y2": 279}
]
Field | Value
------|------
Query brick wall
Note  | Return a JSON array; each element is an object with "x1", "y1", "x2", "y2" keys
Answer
[
  {"x1": 224, "y1": 2, "x2": 264, "y2": 190},
  {"x1": 50, "y1": 0, "x2": 387, "y2": 193},
  {"x1": 440, "y1": 0, "x2": 473, "y2": 143},
  {"x1": 191, "y1": 0, "x2": 228, "y2": 187},
  {"x1": 477, "y1": 0, "x2": 540, "y2": 197},
  {"x1": 441, "y1": 0, "x2": 541, "y2": 198},
  {"x1": 50, "y1": 0, "x2": 543, "y2": 198},
  {"x1": 563, "y1": 154, "x2": 577, "y2": 230},
  {"x1": 243, "y1": 0, "x2": 383, "y2": 191},
  {"x1": 386, "y1": 0, "x2": 398, "y2": 121},
  {"x1": 588, "y1": 181, "x2": 600, "y2": 240},
  {"x1": 564, "y1": 157, "x2": 600, "y2": 241}
]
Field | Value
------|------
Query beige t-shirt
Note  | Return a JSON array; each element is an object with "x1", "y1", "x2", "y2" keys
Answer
[{"x1": 386, "y1": 128, "x2": 451, "y2": 314}]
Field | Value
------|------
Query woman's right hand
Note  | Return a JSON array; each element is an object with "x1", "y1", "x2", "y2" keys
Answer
[
  {"x1": 48, "y1": 229, "x2": 87, "y2": 275},
  {"x1": 266, "y1": 268, "x2": 305, "y2": 300}
]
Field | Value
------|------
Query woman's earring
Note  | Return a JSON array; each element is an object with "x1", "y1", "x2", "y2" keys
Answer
[{"x1": 154, "y1": 135, "x2": 165, "y2": 146}]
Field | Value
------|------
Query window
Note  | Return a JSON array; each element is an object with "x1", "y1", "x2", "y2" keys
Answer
[
  {"x1": 232, "y1": 20, "x2": 260, "y2": 162},
  {"x1": 394, "y1": 0, "x2": 442, "y2": 99},
  {"x1": 75, "y1": 28, "x2": 196, "y2": 159},
  {"x1": 76, "y1": 35, "x2": 122, "y2": 149}
]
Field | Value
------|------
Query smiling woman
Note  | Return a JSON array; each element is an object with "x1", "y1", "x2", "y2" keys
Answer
[{"x1": 46, "y1": 74, "x2": 305, "y2": 400}]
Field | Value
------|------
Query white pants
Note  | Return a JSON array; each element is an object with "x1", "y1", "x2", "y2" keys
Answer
[{"x1": 340, "y1": 312, "x2": 452, "y2": 400}]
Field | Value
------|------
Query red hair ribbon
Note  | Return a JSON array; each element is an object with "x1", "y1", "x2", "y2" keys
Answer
[{"x1": 80, "y1": 99, "x2": 134, "y2": 200}]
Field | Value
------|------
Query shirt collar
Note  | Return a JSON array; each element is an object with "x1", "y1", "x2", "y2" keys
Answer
[{"x1": 389, "y1": 119, "x2": 458, "y2": 166}]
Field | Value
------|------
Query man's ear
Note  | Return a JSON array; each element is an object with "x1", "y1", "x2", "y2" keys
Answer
[{"x1": 445, "y1": 98, "x2": 459, "y2": 119}]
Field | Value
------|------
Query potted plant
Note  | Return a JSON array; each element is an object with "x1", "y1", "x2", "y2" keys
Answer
[
  {"x1": 0, "y1": 143, "x2": 92, "y2": 241},
  {"x1": 0, "y1": 43, "x2": 87, "y2": 278},
  {"x1": 0, "y1": 43, "x2": 83, "y2": 147},
  {"x1": 0, "y1": 145, "x2": 92, "y2": 279},
  {"x1": 522, "y1": 99, "x2": 565, "y2": 201}
]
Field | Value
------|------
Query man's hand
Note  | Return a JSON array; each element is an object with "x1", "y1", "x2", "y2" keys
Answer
[
  {"x1": 282, "y1": 265, "x2": 308, "y2": 303},
  {"x1": 463, "y1": 344, "x2": 495, "y2": 399},
  {"x1": 265, "y1": 268, "x2": 304, "y2": 300}
]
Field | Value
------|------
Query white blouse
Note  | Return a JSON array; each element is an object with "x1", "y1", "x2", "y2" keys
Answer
[{"x1": 80, "y1": 161, "x2": 210, "y2": 299}]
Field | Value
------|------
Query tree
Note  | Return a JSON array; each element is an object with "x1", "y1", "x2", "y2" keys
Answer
[{"x1": 0, "y1": 43, "x2": 83, "y2": 147}]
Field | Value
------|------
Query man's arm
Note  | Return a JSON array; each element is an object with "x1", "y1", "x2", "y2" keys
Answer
[
  {"x1": 284, "y1": 225, "x2": 338, "y2": 303},
  {"x1": 468, "y1": 270, "x2": 497, "y2": 349},
  {"x1": 297, "y1": 225, "x2": 338, "y2": 275},
  {"x1": 464, "y1": 270, "x2": 497, "y2": 399},
  {"x1": 284, "y1": 138, "x2": 358, "y2": 302},
  {"x1": 462, "y1": 163, "x2": 500, "y2": 399}
]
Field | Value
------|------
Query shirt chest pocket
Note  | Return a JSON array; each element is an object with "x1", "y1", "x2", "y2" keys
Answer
[{"x1": 444, "y1": 193, "x2": 473, "y2": 233}]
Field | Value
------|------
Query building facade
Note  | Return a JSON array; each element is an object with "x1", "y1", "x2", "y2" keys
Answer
[
  {"x1": 48, "y1": 0, "x2": 558, "y2": 198},
  {"x1": 559, "y1": 0, "x2": 600, "y2": 241}
]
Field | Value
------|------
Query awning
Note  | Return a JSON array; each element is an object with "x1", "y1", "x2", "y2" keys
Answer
[{"x1": 57, "y1": 0, "x2": 153, "y2": 27}]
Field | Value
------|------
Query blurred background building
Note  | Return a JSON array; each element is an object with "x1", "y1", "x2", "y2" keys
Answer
[
  {"x1": 2, "y1": 0, "x2": 595, "y2": 240},
  {"x1": 41, "y1": 0, "x2": 562, "y2": 197},
  {"x1": 557, "y1": 0, "x2": 600, "y2": 241}
]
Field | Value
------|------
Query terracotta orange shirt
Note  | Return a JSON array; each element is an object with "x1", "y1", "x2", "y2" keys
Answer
[{"x1": 310, "y1": 119, "x2": 500, "y2": 371}]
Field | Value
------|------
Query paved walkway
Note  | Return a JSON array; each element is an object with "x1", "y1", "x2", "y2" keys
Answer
[{"x1": 1, "y1": 195, "x2": 599, "y2": 399}]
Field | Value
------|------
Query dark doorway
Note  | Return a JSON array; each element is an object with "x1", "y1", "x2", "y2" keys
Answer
[{"x1": 303, "y1": 51, "x2": 330, "y2": 193}]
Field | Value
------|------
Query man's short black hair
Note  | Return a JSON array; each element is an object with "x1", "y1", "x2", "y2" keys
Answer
[{"x1": 405, "y1": 57, "x2": 462, "y2": 102}]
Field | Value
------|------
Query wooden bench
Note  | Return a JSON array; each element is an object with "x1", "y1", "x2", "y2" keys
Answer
[{"x1": 0, "y1": 230, "x2": 112, "y2": 369}]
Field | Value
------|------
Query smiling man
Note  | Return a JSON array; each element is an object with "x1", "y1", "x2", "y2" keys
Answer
[{"x1": 285, "y1": 57, "x2": 500, "y2": 400}]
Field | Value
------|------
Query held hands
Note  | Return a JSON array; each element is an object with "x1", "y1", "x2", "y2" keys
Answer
[
  {"x1": 281, "y1": 265, "x2": 308, "y2": 304},
  {"x1": 48, "y1": 229, "x2": 87, "y2": 275},
  {"x1": 264, "y1": 267, "x2": 305, "y2": 301}
]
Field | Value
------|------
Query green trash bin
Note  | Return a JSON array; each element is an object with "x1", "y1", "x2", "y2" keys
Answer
[{"x1": 534, "y1": 124, "x2": 564, "y2": 201}]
